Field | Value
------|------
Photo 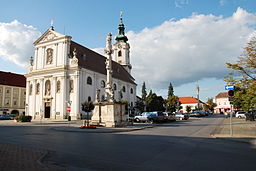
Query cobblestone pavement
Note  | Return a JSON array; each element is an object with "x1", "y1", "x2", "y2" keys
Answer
[
  {"x1": 211, "y1": 116, "x2": 256, "y2": 145},
  {"x1": 0, "y1": 142, "x2": 61, "y2": 171}
]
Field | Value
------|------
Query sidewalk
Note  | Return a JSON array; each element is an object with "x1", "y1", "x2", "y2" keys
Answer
[
  {"x1": 0, "y1": 119, "x2": 154, "y2": 133},
  {"x1": 211, "y1": 117, "x2": 256, "y2": 145}
]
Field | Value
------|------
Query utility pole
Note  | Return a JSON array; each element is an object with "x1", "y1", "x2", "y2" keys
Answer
[{"x1": 196, "y1": 84, "x2": 200, "y2": 111}]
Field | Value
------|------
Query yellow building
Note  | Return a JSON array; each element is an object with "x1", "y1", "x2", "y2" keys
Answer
[{"x1": 0, "y1": 71, "x2": 26, "y2": 116}]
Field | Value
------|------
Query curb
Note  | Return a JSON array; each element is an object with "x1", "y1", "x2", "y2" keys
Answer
[{"x1": 210, "y1": 134, "x2": 256, "y2": 146}]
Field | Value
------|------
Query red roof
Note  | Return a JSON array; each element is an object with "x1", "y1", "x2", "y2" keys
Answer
[
  {"x1": 179, "y1": 97, "x2": 199, "y2": 104},
  {"x1": 0, "y1": 71, "x2": 26, "y2": 87},
  {"x1": 215, "y1": 92, "x2": 228, "y2": 98}
]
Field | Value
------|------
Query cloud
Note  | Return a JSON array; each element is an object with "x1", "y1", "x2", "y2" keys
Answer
[
  {"x1": 126, "y1": 7, "x2": 256, "y2": 91},
  {"x1": 0, "y1": 20, "x2": 40, "y2": 67},
  {"x1": 219, "y1": 0, "x2": 227, "y2": 6},
  {"x1": 175, "y1": 0, "x2": 189, "y2": 8}
]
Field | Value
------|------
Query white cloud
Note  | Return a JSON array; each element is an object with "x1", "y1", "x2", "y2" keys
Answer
[
  {"x1": 175, "y1": 0, "x2": 189, "y2": 8},
  {"x1": 126, "y1": 7, "x2": 256, "y2": 91},
  {"x1": 219, "y1": 0, "x2": 227, "y2": 6},
  {"x1": 0, "y1": 20, "x2": 40, "y2": 67}
]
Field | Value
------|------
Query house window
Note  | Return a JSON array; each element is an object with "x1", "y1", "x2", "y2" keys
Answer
[
  {"x1": 6, "y1": 89, "x2": 10, "y2": 94},
  {"x1": 101, "y1": 80, "x2": 105, "y2": 88},
  {"x1": 88, "y1": 96, "x2": 91, "y2": 102},
  {"x1": 29, "y1": 84, "x2": 33, "y2": 95},
  {"x1": 113, "y1": 83, "x2": 117, "y2": 91},
  {"x1": 118, "y1": 51, "x2": 122, "y2": 57},
  {"x1": 87, "y1": 76, "x2": 92, "y2": 85},
  {"x1": 130, "y1": 88, "x2": 133, "y2": 94},
  {"x1": 70, "y1": 80, "x2": 74, "y2": 93},
  {"x1": 46, "y1": 48, "x2": 53, "y2": 64},
  {"x1": 36, "y1": 83, "x2": 40, "y2": 94},
  {"x1": 57, "y1": 80, "x2": 61, "y2": 93},
  {"x1": 122, "y1": 86, "x2": 126, "y2": 92},
  {"x1": 45, "y1": 80, "x2": 51, "y2": 96},
  {"x1": 13, "y1": 101, "x2": 17, "y2": 105}
]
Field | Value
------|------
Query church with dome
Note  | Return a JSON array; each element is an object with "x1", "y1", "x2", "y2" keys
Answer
[{"x1": 25, "y1": 14, "x2": 136, "y2": 120}]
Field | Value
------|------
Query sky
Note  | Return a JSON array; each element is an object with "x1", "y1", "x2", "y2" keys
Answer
[{"x1": 0, "y1": 0, "x2": 256, "y2": 102}]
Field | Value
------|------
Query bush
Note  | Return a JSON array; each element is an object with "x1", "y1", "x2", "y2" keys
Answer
[{"x1": 18, "y1": 115, "x2": 32, "y2": 122}]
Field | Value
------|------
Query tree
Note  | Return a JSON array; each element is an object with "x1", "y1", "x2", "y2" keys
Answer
[
  {"x1": 203, "y1": 98, "x2": 217, "y2": 112},
  {"x1": 141, "y1": 82, "x2": 147, "y2": 100},
  {"x1": 186, "y1": 105, "x2": 192, "y2": 113},
  {"x1": 135, "y1": 100, "x2": 145, "y2": 113},
  {"x1": 168, "y1": 82, "x2": 174, "y2": 97},
  {"x1": 164, "y1": 95, "x2": 179, "y2": 113},
  {"x1": 145, "y1": 90, "x2": 165, "y2": 112},
  {"x1": 225, "y1": 36, "x2": 256, "y2": 111}
]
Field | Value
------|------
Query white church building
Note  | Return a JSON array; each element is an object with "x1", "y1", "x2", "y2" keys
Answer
[{"x1": 25, "y1": 15, "x2": 136, "y2": 120}]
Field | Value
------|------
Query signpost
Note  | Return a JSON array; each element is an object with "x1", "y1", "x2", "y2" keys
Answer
[
  {"x1": 67, "y1": 106, "x2": 71, "y2": 112},
  {"x1": 225, "y1": 85, "x2": 235, "y2": 137},
  {"x1": 225, "y1": 85, "x2": 234, "y2": 90}
]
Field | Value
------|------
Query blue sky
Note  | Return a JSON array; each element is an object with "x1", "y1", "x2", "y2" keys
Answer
[{"x1": 0, "y1": 0, "x2": 256, "y2": 102}]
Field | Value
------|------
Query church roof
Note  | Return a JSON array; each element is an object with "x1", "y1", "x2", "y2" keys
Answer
[
  {"x1": 70, "y1": 41, "x2": 136, "y2": 85},
  {"x1": 0, "y1": 71, "x2": 26, "y2": 87}
]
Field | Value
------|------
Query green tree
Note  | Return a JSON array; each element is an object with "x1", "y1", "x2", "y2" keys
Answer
[
  {"x1": 203, "y1": 98, "x2": 217, "y2": 112},
  {"x1": 186, "y1": 105, "x2": 192, "y2": 113},
  {"x1": 81, "y1": 101, "x2": 95, "y2": 126},
  {"x1": 141, "y1": 82, "x2": 147, "y2": 100},
  {"x1": 225, "y1": 36, "x2": 256, "y2": 111},
  {"x1": 164, "y1": 95, "x2": 179, "y2": 113},
  {"x1": 146, "y1": 90, "x2": 165, "y2": 112},
  {"x1": 168, "y1": 82, "x2": 174, "y2": 97},
  {"x1": 135, "y1": 100, "x2": 145, "y2": 113}
]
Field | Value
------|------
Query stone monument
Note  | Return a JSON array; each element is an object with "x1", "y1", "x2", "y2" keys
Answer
[{"x1": 91, "y1": 33, "x2": 127, "y2": 127}]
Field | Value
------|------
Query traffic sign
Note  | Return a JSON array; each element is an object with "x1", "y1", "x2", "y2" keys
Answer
[
  {"x1": 67, "y1": 106, "x2": 71, "y2": 112},
  {"x1": 228, "y1": 90, "x2": 235, "y2": 97},
  {"x1": 225, "y1": 85, "x2": 234, "y2": 90}
]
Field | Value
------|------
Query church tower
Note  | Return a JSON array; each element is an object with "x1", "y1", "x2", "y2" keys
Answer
[{"x1": 113, "y1": 12, "x2": 132, "y2": 74}]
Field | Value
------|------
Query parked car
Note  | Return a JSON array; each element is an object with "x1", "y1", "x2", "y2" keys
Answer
[
  {"x1": 0, "y1": 115, "x2": 12, "y2": 120},
  {"x1": 175, "y1": 112, "x2": 189, "y2": 120},
  {"x1": 147, "y1": 111, "x2": 166, "y2": 123},
  {"x1": 128, "y1": 114, "x2": 135, "y2": 122},
  {"x1": 134, "y1": 112, "x2": 152, "y2": 122},
  {"x1": 235, "y1": 111, "x2": 247, "y2": 118},
  {"x1": 164, "y1": 112, "x2": 176, "y2": 121}
]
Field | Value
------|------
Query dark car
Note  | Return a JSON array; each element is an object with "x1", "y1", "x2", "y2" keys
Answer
[
  {"x1": 0, "y1": 115, "x2": 12, "y2": 120},
  {"x1": 148, "y1": 111, "x2": 166, "y2": 123}
]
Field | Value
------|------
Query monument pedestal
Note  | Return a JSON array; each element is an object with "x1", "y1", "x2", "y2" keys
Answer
[{"x1": 91, "y1": 102, "x2": 127, "y2": 127}]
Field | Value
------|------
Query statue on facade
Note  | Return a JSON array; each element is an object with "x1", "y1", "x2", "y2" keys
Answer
[{"x1": 96, "y1": 89, "x2": 100, "y2": 102}]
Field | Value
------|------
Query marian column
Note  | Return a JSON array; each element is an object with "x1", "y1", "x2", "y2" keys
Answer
[{"x1": 104, "y1": 33, "x2": 114, "y2": 102}]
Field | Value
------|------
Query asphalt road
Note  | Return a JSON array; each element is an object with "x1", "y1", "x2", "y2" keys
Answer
[{"x1": 0, "y1": 115, "x2": 255, "y2": 171}]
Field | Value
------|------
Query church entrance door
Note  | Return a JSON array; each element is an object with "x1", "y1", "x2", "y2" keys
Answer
[{"x1": 44, "y1": 102, "x2": 51, "y2": 118}]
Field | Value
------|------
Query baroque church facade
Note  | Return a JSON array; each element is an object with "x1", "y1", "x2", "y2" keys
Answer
[{"x1": 25, "y1": 16, "x2": 136, "y2": 120}]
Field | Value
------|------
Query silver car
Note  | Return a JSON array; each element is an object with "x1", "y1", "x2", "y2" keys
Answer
[{"x1": 134, "y1": 112, "x2": 151, "y2": 122}]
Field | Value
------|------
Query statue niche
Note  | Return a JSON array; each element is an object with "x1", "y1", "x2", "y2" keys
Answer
[
  {"x1": 46, "y1": 48, "x2": 53, "y2": 65},
  {"x1": 45, "y1": 80, "x2": 51, "y2": 96}
]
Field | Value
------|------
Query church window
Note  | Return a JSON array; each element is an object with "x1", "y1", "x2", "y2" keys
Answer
[
  {"x1": 45, "y1": 80, "x2": 51, "y2": 96},
  {"x1": 87, "y1": 76, "x2": 92, "y2": 85},
  {"x1": 122, "y1": 86, "x2": 126, "y2": 92},
  {"x1": 13, "y1": 101, "x2": 17, "y2": 105},
  {"x1": 46, "y1": 48, "x2": 53, "y2": 65},
  {"x1": 29, "y1": 84, "x2": 33, "y2": 95},
  {"x1": 131, "y1": 102, "x2": 133, "y2": 107},
  {"x1": 88, "y1": 96, "x2": 91, "y2": 102},
  {"x1": 101, "y1": 80, "x2": 105, "y2": 88},
  {"x1": 36, "y1": 83, "x2": 40, "y2": 95},
  {"x1": 57, "y1": 81, "x2": 61, "y2": 93},
  {"x1": 118, "y1": 51, "x2": 122, "y2": 57},
  {"x1": 113, "y1": 83, "x2": 117, "y2": 91},
  {"x1": 101, "y1": 95, "x2": 105, "y2": 101},
  {"x1": 70, "y1": 80, "x2": 74, "y2": 93},
  {"x1": 130, "y1": 88, "x2": 133, "y2": 94}
]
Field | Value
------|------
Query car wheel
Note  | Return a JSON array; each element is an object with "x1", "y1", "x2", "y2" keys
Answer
[
  {"x1": 149, "y1": 120, "x2": 154, "y2": 124},
  {"x1": 179, "y1": 117, "x2": 182, "y2": 120},
  {"x1": 135, "y1": 118, "x2": 140, "y2": 122},
  {"x1": 238, "y1": 116, "x2": 241, "y2": 119}
]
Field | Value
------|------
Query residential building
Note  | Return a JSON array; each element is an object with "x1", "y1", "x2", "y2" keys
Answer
[
  {"x1": 0, "y1": 71, "x2": 26, "y2": 115},
  {"x1": 214, "y1": 92, "x2": 231, "y2": 114},
  {"x1": 25, "y1": 15, "x2": 136, "y2": 120},
  {"x1": 179, "y1": 96, "x2": 203, "y2": 113}
]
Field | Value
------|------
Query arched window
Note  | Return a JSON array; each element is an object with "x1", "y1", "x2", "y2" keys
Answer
[
  {"x1": 36, "y1": 83, "x2": 40, "y2": 95},
  {"x1": 46, "y1": 48, "x2": 53, "y2": 64},
  {"x1": 29, "y1": 84, "x2": 33, "y2": 95},
  {"x1": 118, "y1": 50, "x2": 122, "y2": 57},
  {"x1": 88, "y1": 96, "x2": 91, "y2": 102},
  {"x1": 70, "y1": 80, "x2": 74, "y2": 93},
  {"x1": 101, "y1": 80, "x2": 105, "y2": 88},
  {"x1": 87, "y1": 76, "x2": 92, "y2": 85},
  {"x1": 101, "y1": 95, "x2": 105, "y2": 101},
  {"x1": 130, "y1": 88, "x2": 133, "y2": 94},
  {"x1": 122, "y1": 86, "x2": 126, "y2": 92},
  {"x1": 56, "y1": 80, "x2": 61, "y2": 93},
  {"x1": 45, "y1": 80, "x2": 51, "y2": 96},
  {"x1": 113, "y1": 83, "x2": 117, "y2": 91},
  {"x1": 131, "y1": 102, "x2": 133, "y2": 107}
]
